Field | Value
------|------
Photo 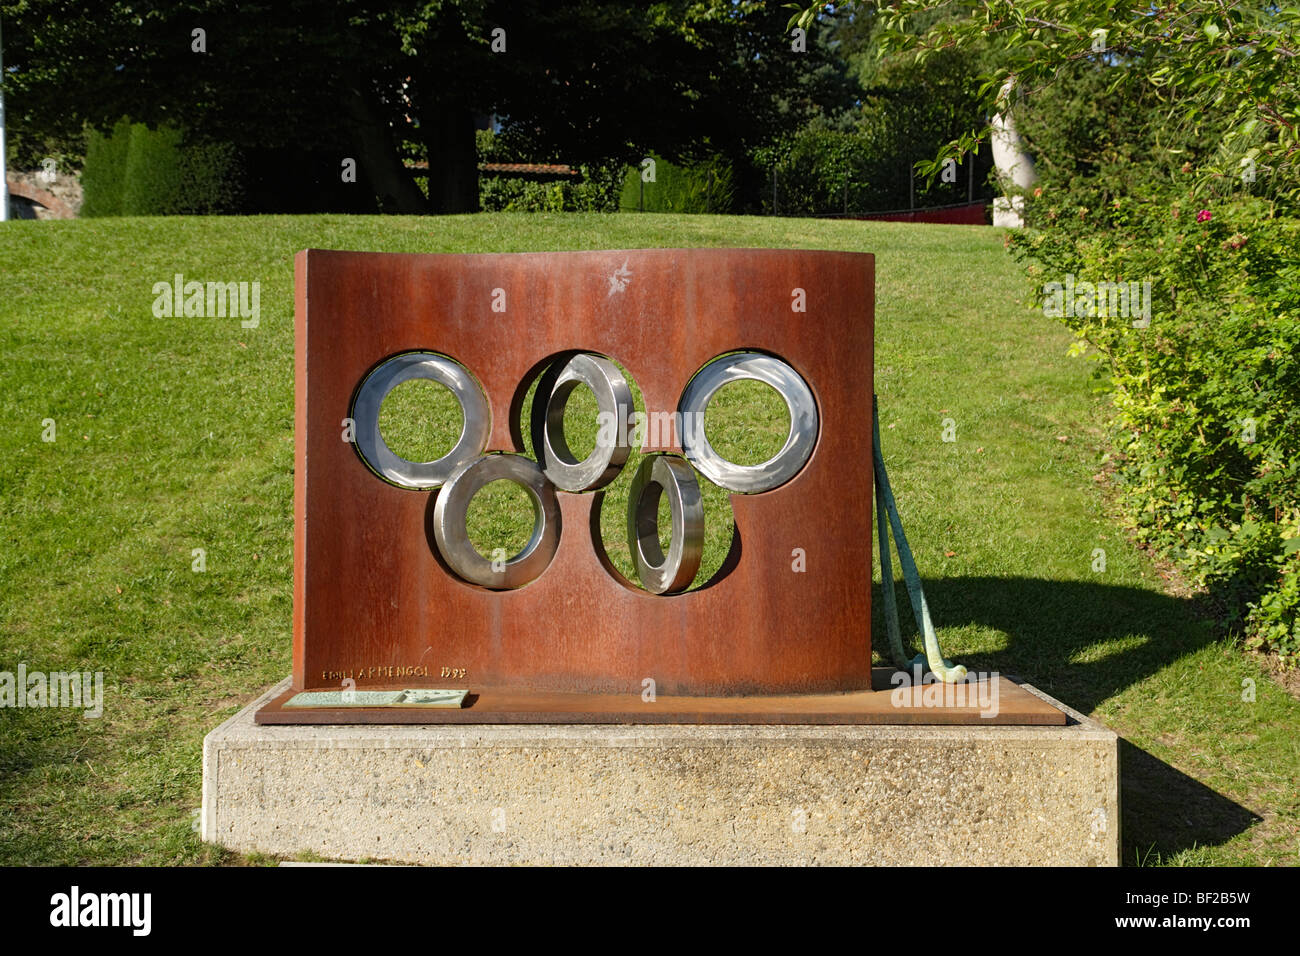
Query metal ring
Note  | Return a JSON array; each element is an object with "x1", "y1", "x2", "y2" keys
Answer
[
  {"x1": 678, "y1": 352, "x2": 817, "y2": 494},
  {"x1": 352, "y1": 352, "x2": 490, "y2": 490},
  {"x1": 626, "y1": 455, "x2": 703, "y2": 594},
  {"x1": 532, "y1": 353, "x2": 635, "y2": 492},
  {"x1": 432, "y1": 454, "x2": 561, "y2": 589}
]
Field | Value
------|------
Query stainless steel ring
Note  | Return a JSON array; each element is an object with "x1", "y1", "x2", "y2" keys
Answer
[
  {"x1": 533, "y1": 353, "x2": 635, "y2": 492},
  {"x1": 678, "y1": 352, "x2": 817, "y2": 494},
  {"x1": 626, "y1": 455, "x2": 704, "y2": 594},
  {"x1": 432, "y1": 454, "x2": 561, "y2": 589},
  {"x1": 352, "y1": 352, "x2": 490, "y2": 490}
]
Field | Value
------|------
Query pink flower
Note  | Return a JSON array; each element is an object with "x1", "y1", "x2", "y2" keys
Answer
[{"x1": 1196, "y1": 209, "x2": 1212, "y2": 222}]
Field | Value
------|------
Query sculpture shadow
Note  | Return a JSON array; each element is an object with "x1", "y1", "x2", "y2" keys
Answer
[
  {"x1": 894, "y1": 576, "x2": 1216, "y2": 714},
  {"x1": 1119, "y1": 739, "x2": 1261, "y2": 864},
  {"x1": 881, "y1": 575, "x2": 1261, "y2": 863}
]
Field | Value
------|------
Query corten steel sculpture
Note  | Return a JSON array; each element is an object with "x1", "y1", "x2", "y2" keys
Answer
[{"x1": 256, "y1": 247, "x2": 1065, "y2": 726}]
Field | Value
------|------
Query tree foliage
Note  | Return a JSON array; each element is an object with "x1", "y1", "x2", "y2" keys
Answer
[
  {"x1": 3, "y1": 0, "x2": 849, "y2": 213},
  {"x1": 792, "y1": 1, "x2": 1300, "y2": 203},
  {"x1": 789, "y1": 1, "x2": 1300, "y2": 660}
]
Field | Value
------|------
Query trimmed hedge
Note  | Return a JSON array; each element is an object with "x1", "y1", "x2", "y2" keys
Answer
[{"x1": 82, "y1": 119, "x2": 244, "y2": 216}]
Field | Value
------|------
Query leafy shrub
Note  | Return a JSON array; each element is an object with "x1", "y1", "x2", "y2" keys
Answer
[
  {"x1": 475, "y1": 129, "x2": 622, "y2": 212},
  {"x1": 753, "y1": 129, "x2": 879, "y2": 215},
  {"x1": 478, "y1": 163, "x2": 623, "y2": 213},
  {"x1": 82, "y1": 119, "x2": 244, "y2": 216},
  {"x1": 1012, "y1": 186, "x2": 1300, "y2": 662},
  {"x1": 1007, "y1": 56, "x2": 1300, "y2": 663},
  {"x1": 752, "y1": 99, "x2": 989, "y2": 216},
  {"x1": 172, "y1": 140, "x2": 244, "y2": 215},
  {"x1": 619, "y1": 153, "x2": 736, "y2": 214}
]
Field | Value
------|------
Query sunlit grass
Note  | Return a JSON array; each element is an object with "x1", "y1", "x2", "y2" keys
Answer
[{"x1": 0, "y1": 211, "x2": 1295, "y2": 866}]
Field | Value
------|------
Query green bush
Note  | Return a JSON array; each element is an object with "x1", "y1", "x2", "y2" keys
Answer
[
  {"x1": 753, "y1": 129, "x2": 875, "y2": 215},
  {"x1": 173, "y1": 140, "x2": 244, "y2": 215},
  {"x1": 618, "y1": 153, "x2": 736, "y2": 214},
  {"x1": 120, "y1": 122, "x2": 185, "y2": 214},
  {"x1": 82, "y1": 119, "x2": 244, "y2": 216},
  {"x1": 1012, "y1": 188, "x2": 1300, "y2": 663},
  {"x1": 478, "y1": 163, "x2": 623, "y2": 213},
  {"x1": 752, "y1": 102, "x2": 986, "y2": 216},
  {"x1": 474, "y1": 128, "x2": 622, "y2": 213},
  {"x1": 80, "y1": 119, "x2": 132, "y2": 217},
  {"x1": 1008, "y1": 59, "x2": 1300, "y2": 664}
]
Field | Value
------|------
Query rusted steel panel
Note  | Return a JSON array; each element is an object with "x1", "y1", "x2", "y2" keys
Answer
[{"x1": 290, "y1": 248, "x2": 874, "y2": 699}]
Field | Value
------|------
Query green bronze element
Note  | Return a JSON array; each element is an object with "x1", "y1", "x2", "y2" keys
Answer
[
  {"x1": 872, "y1": 396, "x2": 968, "y2": 683},
  {"x1": 874, "y1": 471, "x2": 911, "y2": 670},
  {"x1": 284, "y1": 689, "x2": 468, "y2": 708}
]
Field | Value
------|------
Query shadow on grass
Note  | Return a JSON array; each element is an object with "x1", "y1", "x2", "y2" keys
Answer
[
  {"x1": 1120, "y1": 740, "x2": 1261, "y2": 864},
  {"x1": 884, "y1": 575, "x2": 1260, "y2": 863},
  {"x1": 902, "y1": 576, "x2": 1217, "y2": 714}
]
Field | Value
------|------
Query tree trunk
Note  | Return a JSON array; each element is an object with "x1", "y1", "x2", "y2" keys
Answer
[
  {"x1": 422, "y1": 105, "x2": 479, "y2": 214},
  {"x1": 342, "y1": 88, "x2": 430, "y2": 214}
]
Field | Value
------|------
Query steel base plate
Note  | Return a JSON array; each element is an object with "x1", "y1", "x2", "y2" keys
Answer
[{"x1": 255, "y1": 669, "x2": 1067, "y2": 726}]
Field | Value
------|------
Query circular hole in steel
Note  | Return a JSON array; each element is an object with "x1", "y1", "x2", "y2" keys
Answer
[
  {"x1": 678, "y1": 352, "x2": 817, "y2": 494},
  {"x1": 352, "y1": 352, "x2": 490, "y2": 490},
  {"x1": 432, "y1": 454, "x2": 561, "y2": 590},
  {"x1": 377, "y1": 379, "x2": 464, "y2": 464}
]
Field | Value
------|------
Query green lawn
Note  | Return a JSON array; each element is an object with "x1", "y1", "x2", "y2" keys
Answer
[{"x1": 0, "y1": 212, "x2": 1295, "y2": 866}]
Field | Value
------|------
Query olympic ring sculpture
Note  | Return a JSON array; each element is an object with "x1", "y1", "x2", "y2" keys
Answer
[
  {"x1": 627, "y1": 454, "x2": 704, "y2": 595},
  {"x1": 432, "y1": 453, "x2": 562, "y2": 589},
  {"x1": 350, "y1": 350, "x2": 819, "y2": 594},
  {"x1": 352, "y1": 352, "x2": 490, "y2": 489},
  {"x1": 678, "y1": 352, "x2": 818, "y2": 494},
  {"x1": 532, "y1": 352, "x2": 635, "y2": 493}
]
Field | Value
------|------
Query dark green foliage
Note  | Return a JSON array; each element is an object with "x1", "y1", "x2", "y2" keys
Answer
[
  {"x1": 4, "y1": 0, "x2": 852, "y2": 214},
  {"x1": 81, "y1": 120, "x2": 244, "y2": 217},
  {"x1": 474, "y1": 129, "x2": 623, "y2": 212},
  {"x1": 477, "y1": 165, "x2": 625, "y2": 213},
  {"x1": 752, "y1": 112, "x2": 989, "y2": 215},
  {"x1": 119, "y1": 123, "x2": 184, "y2": 215},
  {"x1": 173, "y1": 141, "x2": 245, "y2": 215},
  {"x1": 750, "y1": 14, "x2": 996, "y2": 217},
  {"x1": 79, "y1": 120, "x2": 132, "y2": 217},
  {"x1": 4, "y1": 129, "x2": 85, "y2": 177}
]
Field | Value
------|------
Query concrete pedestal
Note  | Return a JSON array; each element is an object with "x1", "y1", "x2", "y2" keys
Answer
[{"x1": 203, "y1": 678, "x2": 1119, "y2": 865}]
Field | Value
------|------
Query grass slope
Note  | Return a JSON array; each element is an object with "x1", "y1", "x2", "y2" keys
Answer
[{"x1": 0, "y1": 212, "x2": 1295, "y2": 865}]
